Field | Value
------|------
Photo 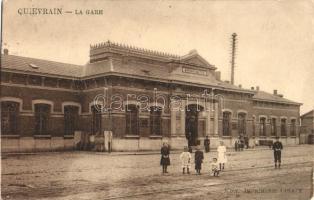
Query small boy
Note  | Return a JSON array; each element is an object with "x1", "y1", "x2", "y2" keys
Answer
[
  {"x1": 180, "y1": 146, "x2": 191, "y2": 174},
  {"x1": 194, "y1": 146, "x2": 204, "y2": 175},
  {"x1": 210, "y1": 158, "x2": 220, "y2": 176}
]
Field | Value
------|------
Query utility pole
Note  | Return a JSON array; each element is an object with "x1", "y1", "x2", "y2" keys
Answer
[{"x1": 231, "y1": 33, "x2": 237, "y2": 85}]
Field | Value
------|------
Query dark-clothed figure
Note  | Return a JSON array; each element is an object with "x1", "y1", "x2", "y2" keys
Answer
[
  {"x1": 194, "y1": 146, "x2": 204, "y2": 175},
  {"x1": 160, "y1": 143, "x2": 170, "y2": 173},
  {"x1": 234, "y1": 139, "x2": 240, "y2": 151},
  {"x1": 244, "y1": 136, "x2": 249, "y2": 149},
  {"x1": 272, "y1": 137, "x2": 283, "y2": 169},
  {"x1": 204, "y1": 136, "x2": 210, "y2": 153}
]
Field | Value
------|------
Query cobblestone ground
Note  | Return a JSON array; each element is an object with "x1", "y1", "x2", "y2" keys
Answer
[{"x1": 1, "y1": 145, "x2": 314, "y2": 200}]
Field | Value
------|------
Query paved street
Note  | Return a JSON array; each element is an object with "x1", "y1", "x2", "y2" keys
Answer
[{"x1": 1, "y1": 145, "x2": 314, "y2": 200}]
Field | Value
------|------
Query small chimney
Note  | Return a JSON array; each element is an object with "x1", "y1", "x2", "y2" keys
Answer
[
  {"x1": 251, "y1": 87, "x2": 255, "y2": 90},
  {"x1": 278, "y1": 94, "x2": 284, "y2": 98},
  {"x1": 273, "y1": 90, "x2": 277, "y2": 95},
  {"x1": 215, "y1": 71, "x2": 221, "y2": 81},
  {"x1": 238, "y1": 84, "x2": 242, "y2": 88},
  {"x1": 3, "y1": 49, "x2": 9, "y2": 55},
  {"x1": 256, "y1": 86, "x2": 260, "y2": 91}
]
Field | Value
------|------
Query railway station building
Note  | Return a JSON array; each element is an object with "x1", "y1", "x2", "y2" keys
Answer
[{"x1": 0, "y1": 41, "x2": 302, "y2": 152}]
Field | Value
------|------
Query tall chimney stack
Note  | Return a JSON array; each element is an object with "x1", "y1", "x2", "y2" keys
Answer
[
  {"x1": 3, "y1": 49, "x2": 9, "y2": 55},
  {"x1": 230, "y1": 33, "x2": 237, "y2": 85}
]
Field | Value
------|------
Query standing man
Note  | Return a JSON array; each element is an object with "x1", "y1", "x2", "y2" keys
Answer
[
  {"x1": 204, "y1": 136, "x2": 210, "y2": 153},
  {"x1": 272, "y1": 136, "x2": 283, "y2": 169}
]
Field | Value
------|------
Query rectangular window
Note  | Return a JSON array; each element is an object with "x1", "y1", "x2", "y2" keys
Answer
[
  {"x1": 281, "y1": 118, "x2": 287, "y2": 136},
  {"x1": 271, "y1": 118, "x2": 277, "y2": 136},
  {"x1": 64, "y1": 106, "x2": 79, "y2": 135},
  {"x1": 1, "y1": 101, "x2": 19, "y2": 135},
  {"x1": 150, "y1": 107, "x2": 162, "y2": 135},
  {"x1": 223, "y1": 112, "x2": 231, "y2": 136},
  {"x1": 252, "y1": 117, "x2": 256, "y2": 136},
  {"x1": 238, "y1": 113, "x2": 246, "y2": 136},
  {"x1": 290, "y1": 119, "x2": 296, "y2": 136},
  {"x1": 126, "y1": 105, "x2": 139, "y2": 135},
  {"x1": 35, "y1": 104, "x2": 51, "y2": 135},
  {"x1": 260, "y1": 117, "x2": 266, "y2": 136}
]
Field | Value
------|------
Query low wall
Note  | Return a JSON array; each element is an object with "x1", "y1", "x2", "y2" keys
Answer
[
  {"x1": 1, "y1": 135, "x2": 300, "y2": 152},
  {"x1": 1, "y1": 137, "x2": 75, "y2": 153}
]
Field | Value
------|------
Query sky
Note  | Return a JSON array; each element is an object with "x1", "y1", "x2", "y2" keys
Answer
[{"x1": 2, "y1": 0, "x2": 314, "y2": 114}]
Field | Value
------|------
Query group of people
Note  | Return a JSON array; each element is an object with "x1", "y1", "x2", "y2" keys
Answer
[
  {"x1": 234, "y1": 136, "x2": 249, "y2": 151},
  {"x1": 160, "y1": 136, "x2": 284, "y2": 176},
  {"x1": 160, "y1": 141, "x2": 228, "y2": 177}
]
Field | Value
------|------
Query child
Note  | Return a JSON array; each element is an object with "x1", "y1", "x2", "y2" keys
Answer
[
  {"x1": 160, "y1": 143, "x2": 170, "y2": 173},
  {"x1": 194, "y1": 146, "x2": 204, "y2": 175},
  {"x1": 217, "y1": 141, "x2": 227, "y2": 171},
  {"x1": 180, "y1": 146, "x2": 191, "y2": 174},
  {"x1": 210, "y1": 158, "x2": 220, "y2": 176}
]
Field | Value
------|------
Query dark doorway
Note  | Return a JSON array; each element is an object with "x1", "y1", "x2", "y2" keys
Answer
[{"x1": 185, "y1": 104, "x2": 202, "y2": 146}]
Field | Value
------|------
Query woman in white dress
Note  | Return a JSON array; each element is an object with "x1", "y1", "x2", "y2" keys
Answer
[{"x1": 217, "y1": 141, "x2": 227, "y2": 171}]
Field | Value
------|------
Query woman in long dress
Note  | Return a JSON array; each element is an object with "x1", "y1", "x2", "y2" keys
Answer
[{"x1": 217, "y1": 141, "x2": 227, "y2": 171}]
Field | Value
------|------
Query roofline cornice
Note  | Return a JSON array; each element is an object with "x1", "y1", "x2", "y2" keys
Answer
[
  {"x1": 253, "y1": 98, "x2": 302, "y2": 106},
  {"x1": 1, "y1": 69, "x2": 81, "y2": 80}
]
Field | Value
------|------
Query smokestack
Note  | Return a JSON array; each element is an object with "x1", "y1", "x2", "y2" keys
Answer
[
  {"x1": 3, "y1": 49, "x2": 9, "y2": 55},
  {"x1": 215, "y1": 71, "x2": 221, "y2": 81},
  {"x1": 273, "y1": 90, "x2": 277, "y2": 95},
  {"x1": 230, "y1": 33, "x2": 237, "y2": 85},
  {"x1": 256, "y1": 86, "x2": 260, "y2": 91}
]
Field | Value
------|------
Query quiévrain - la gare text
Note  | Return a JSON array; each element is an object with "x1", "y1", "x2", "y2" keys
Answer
[{"x1": 17, "y1": 8, "x2": 103, "y2": 15}]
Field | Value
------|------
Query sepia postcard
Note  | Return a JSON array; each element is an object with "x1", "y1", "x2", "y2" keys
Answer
[{"x1": 1, "y1": 0, "x2": 314, "y2": 199}]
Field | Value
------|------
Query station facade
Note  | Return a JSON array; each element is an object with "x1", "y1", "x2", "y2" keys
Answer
[{"x1": 1, "y1": 41, "x2": 302, "y2": 152}]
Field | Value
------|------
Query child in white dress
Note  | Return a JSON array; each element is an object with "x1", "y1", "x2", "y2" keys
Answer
[
  {"x1": 180, "y1": 146, "x2": 191, "y2": 174},
  {"x1": 217, "y1": 141, "x2": 227, "y2": 171}
]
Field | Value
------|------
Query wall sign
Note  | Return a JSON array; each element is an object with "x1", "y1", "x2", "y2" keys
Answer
[{"x1": 182, "y1": 67, "x2": 207, "y2": 76}]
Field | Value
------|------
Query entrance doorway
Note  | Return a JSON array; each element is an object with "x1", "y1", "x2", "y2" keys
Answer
[{"x1": 185, "y1": 104, "x2": 203, "y2": 146}]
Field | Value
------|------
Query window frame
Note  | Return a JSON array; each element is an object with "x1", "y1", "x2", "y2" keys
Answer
[
  {"x1": 1, "y1": 101, "x2": 20, "y2": 135},
  {"x1": 34, "y1": 103, "x2": 51, "y2": 135},
  {"x1": 150, "y1": 106, "x2": 162, "y2": 136}
]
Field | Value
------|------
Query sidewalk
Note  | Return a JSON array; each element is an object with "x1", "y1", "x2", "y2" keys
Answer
[{"x1": 3, "y1": 144, "x2": 309, "y2": 157}]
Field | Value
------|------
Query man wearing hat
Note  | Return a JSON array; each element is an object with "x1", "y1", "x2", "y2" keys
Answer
[
  {"x1": 272, "y1": 136, "x2": 283, "y2": 169},
  {"x1": 194, "y1": 146, "x2": 204, "y2": 175}
]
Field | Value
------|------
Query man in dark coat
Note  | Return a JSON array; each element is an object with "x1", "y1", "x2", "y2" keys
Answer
[
  {"x1": 160, "y1": 143, "x2": 170, "y2": 173},
  {"x1": 204, "y1": 136, "x2": 210, "y2": 153},
  {"x1": 272, "y1": 137, "x2": 283, "y2": 169},
  {"x1": 194, "y1": 146, "x2": 204, "y2": 175}
]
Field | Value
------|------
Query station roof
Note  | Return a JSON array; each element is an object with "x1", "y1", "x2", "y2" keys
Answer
[{"x1": 0, "y1": 51, "x2": 302, "y2": 106}]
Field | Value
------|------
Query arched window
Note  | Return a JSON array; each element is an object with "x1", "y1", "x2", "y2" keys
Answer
[
  {"x1": 35, "y1": 104, "x2": 51, "y2": 135},
  {"x1": 238, "y1": 113, "x2": 246, "y2": 136},
  {"x1": 271, "y1": 118, "x2": 277, "y2": 136},
  {"x1": 1, "y1": 101, "x2": 19, "y2": 135},
  {"x1": 150, "y1": 106, "x2": 162, "y2": 135},
  {"x1": 222, "y1": 111, "x2": 231, "y2": 136},
  {"x1": 64, "y1": 105, "x2": 79, "y2": 135},
  {"x1": 290, "y1": 119, "x2": 296, "y2": 136},
  {"x1": 91, "y1": 106, "x2": 102, "y2": 135},
  {"x1": 126, "y1": 105, "x2": 139, "y2": 135},
  {"x1": 281, "y1": 118, "x2": 287, "y2": 136},
  {"x1": 259, "y1": 117, "x2": 266, "y2": 136}
]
